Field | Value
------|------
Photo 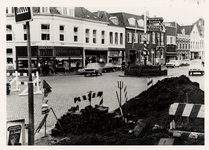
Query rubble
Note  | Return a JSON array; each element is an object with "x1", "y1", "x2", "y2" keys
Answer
[{"x1": 50, "y1": 75, "x2": 204, "y2": 145}]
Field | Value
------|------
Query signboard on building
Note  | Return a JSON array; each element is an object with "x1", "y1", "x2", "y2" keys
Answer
[
  {"x1": 14, "y1": 7, "x2": 33, "y2": 23},
  {"x1": 147, "y1": 17, "x2": 163, "y2": 24},
  {"x1": 147, "y1": 17, "x2": 164, "y2": 32}
]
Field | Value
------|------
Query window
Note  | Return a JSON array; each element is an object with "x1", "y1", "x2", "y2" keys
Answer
[
  {"x1": 41, "y1": 24, "x2": 50, "y2": 40},
  {"x1": 42, "y1": 34, "x2": 50, "y2": 40},
  {"x1": 60, "y1": 25, "x2": 64, "y2": 31},
  {"x1": 41, "y1": 24, "x2": 50, "y2": 30},
  {"x1": 93, "y1": 30, "x2": 97, "y2": 44},
  {"x1": 170, "y1": 36, "x2": 173, "y2": 44},
  {"x1": 157, "y1": 33, "x2": 160, "y2": 45},
  {"x1": 110, "y1": 32, "x2": 113, "y2": 44},
  {"x1": 161, "y1": 33, "x2": 164, "y2": 45},
  {"x1": 42, "y1": 7, "x2": 48, "y2": 13},
  {"x1": 6, "y1": 25, "x2": 12, "y2": 30},
  {"x1": 74, "y1": 27, "x2": 78, "y2": 42},
  {"x1": 60, "y1": 34, "x2": 64, "y2": 41},
  {"x1": 63, "y1": 7, "x2": 67, "y2": 15},
  {"x1": 152, "y1": 32, "x2": 155, "y2": 44},
  {"x1": 115, "y1": 33, "x2": 118, "y2": 44},
  {"x1": 85, "y1": 29, "x2": 90, "y2": 43},
  {"x1": 133, "y1": 33, "x2": 138, "y2": 43},
  {"x1": 24, "y1": 34, "x2": 27, "y2": 40},
  {"x1": 6, "y1": 34, "x2": 12, "y2": 41},
  {"x1": 101, "y1": 31, "x2": 105, "y2": 44},
  {"x1": 147, "y1": 34, "x2": 150, "y2": 43},
  {"x1": 127, "y1": 32, "x2": 132, "y2": 43},
  {"x1": 60, "y1": 25, "x2": 64, "y2": 41},
  {"x1": 23, "y1": 24, "x2": 26, "y2": 30},
  {"x1": 120, "y1": 33, "x2": 123, "y2": 45},
  {"x1": 7, "y1": 48, "x2": 13, "y2": 54}
]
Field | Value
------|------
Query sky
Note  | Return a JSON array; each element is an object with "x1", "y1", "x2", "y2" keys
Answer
[
  {"x1": 85, "y1": 0, "x2": 207, "y2": 25},
  {"x1": 1, "y1": 0, "x2": 207, "y2": 25}
]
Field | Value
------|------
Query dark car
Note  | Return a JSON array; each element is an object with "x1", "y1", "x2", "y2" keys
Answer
[
  {"x1": 83, "y1": 63, "x2": 103, "y2": 76},
  {"x1": 7, "y1": 82, "x2": 11, "y2": 95},
  {"x1": 102, "y1": 63, "x2": 117, "y2": 72}
]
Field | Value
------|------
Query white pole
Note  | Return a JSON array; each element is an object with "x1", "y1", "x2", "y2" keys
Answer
[{"x1": 144, "y1": 8, "x2": 147, "y2": 34}]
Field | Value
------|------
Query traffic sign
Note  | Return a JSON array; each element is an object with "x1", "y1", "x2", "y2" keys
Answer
[
  {"x1": 141, "y1": 33, "x2": 148, "y2": 42},
  {"x1": 14, "y1": 7, "x2": 33, "y2": 23},
  {"x1": 147, "y1": 17, "x2": 163, "y2": 25}
]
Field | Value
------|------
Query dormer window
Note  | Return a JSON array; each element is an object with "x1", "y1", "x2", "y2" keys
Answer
[
  {"x1": 128, "y1": 18, "x2": 136, "y2": 26},
  {"x1": 137, "y1": 19, "x2": 144, "y2": 28},
  {"x1": 181, "y1": 29, "x2": 185, "y2": 35}
]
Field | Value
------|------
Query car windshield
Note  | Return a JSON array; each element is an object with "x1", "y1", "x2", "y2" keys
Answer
[
  {"x1": 87, "y1": 63, "x2": 99, "y2": 68},
  {"x1": 169, "y1": 60, "x2": 175, "y2": 63},
  {"x1": 191, "y1": 60, "x2": 201, "y2": 65}
]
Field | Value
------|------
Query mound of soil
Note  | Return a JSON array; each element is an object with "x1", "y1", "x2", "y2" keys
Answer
[{"x1": 50, "y1": 75, "x2": 204, "y2": 145}]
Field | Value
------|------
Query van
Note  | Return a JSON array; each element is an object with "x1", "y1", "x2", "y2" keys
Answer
[{"x1": 188, "y1": 59, "x2": 204, "y2": 76}]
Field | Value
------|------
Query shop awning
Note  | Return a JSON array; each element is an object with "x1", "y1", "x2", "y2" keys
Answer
[
  {"x1": 165, "y1": 52, "x2": 177, "y2": 56},
  {"x1": 84, "y1": 47, "x2": 108, "y2": 51}
]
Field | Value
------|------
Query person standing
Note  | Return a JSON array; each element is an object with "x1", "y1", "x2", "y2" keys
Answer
[{"x1": 76, "y1": 60, "x2": 80, "y2": 72}]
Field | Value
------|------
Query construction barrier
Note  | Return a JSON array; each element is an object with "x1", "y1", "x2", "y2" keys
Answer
[
  {"x1": 147, "y1": 77, "x2": 153, "y2": 89},
  {"x1": 158, "y1": 102, "x2": 204, "y2": 145},
  {"x1": 6, "y1": 71, "x2": 42, "y2": 96},
  {"x1": 74, "y1": 91, "x2": 103, "y2": 111},
  {"x1": 169, "y1": 102, "x2": 204, "y2": 118}
]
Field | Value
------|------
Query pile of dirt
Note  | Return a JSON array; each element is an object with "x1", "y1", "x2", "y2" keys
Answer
[{"x1": 50, "y1": 75, "x2": 204, "y2": 145}]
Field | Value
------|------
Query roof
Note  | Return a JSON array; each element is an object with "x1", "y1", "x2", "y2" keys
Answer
[
  {"x1": 74, "y1": 7, "x2": 105, "y2": 22},
  {"x1": 32, "y1": 7, "x2": 61, "y2": 14},
  {"x1": 177, "y1": 24, "x2": 193, "y2": 35},
  {"x1": 94, "y1": 11, "x2": 125, "y2": 27},
  {"x1": 109, "y1": 12, "x2": 144, "y2": 28}
]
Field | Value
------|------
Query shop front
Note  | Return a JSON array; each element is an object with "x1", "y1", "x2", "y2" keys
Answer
[
  {"x1": 16, "y1": 46, "x2": 83, "y2": 73},
  {"x1": 84, "y1": 48, "x2": 108, "y2": 66},
  {"x1": 166, "y1": 45, "x2": 177, "y2": 62},
  {"x1": 108, "y1": 48, "x2": 125, "y2": 66}
]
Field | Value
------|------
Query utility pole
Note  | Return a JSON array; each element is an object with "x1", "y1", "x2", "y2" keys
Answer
[{"x1": 14, "y1": 7, "x2": 34, "y2": 145}]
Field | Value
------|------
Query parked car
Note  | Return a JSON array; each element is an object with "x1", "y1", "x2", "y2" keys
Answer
[
  {"x1": 166, "y1": 60, "x2": 180, "y2": 68},
  {"x1": 83, "y1": 63, "x2": 103, "y2": 76},
  {"x1": 7, "y1": 82, "x2": 11, "y2": 95},
  {"x1": 188, "y1": 59, "x2": 204, "y2": 76},
  {"x1": 102, "y1": 63, "x2": 117, "y2": 72},
  {"x1": 180, "y1": 59, "x2": 190, "y2": 66}
]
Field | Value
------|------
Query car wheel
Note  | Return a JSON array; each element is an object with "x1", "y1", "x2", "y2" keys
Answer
[{"x1": 84, "y1": 74, "x2": 87, "y2": 77}]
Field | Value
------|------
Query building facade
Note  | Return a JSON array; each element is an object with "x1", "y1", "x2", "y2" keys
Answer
[
  {"x1": 6, "y1": 7, "x2": 125, "y2": 71},
  {"x1": 164, "y1": 22, "x2": 177, "y2": 62},
  {"x1": 189, "y1": 18, "x2": 204, "y2": 60},
  {"x1": 109, "y1": 12, "x2": 166, "y2": 66}
]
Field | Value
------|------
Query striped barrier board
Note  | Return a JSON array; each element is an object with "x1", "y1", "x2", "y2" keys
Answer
[
  {"x1": 169, "y1": 103, "x2": 204, "y2": 118},
  {"x1": 147, "y1": 77, "x2": 153, "y2": 88},
  {"x1": 7, "y1": 72, "x2": 36, "y2": 77},
  {"x1": 168, "y1": 129, "x2": 204, "y2": 140},
  {"x1": 74, "y1": 91, "x2": 103, "y2": 111}
]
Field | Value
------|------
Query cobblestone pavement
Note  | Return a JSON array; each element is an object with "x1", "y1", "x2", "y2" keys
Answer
[{"x1": 6, "y1": 67, "x2": 204, "y2": 143}]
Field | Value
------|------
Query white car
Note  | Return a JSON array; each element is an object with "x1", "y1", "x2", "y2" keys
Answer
[
  {"x1": 188, "y1": 59, "x2": 204, "y2": 76},
  {"x1": 166, "y1": 60, "x2": 180, "y2": 68}
]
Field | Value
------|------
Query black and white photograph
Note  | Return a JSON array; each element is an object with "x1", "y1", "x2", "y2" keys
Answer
[{"x1": 3, "y1": 0, "x2": 208, "y2": 147}]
